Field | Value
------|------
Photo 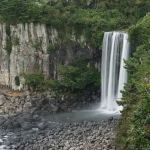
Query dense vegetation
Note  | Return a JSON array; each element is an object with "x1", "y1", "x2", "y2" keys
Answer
[
  {"x1": 1, "y1": 0, "x2": 150, "y2": 149},
  {"x1": 22, "y1": 63, "x2": 100, "y2": 93},
  {"x1": 113, "y1": 12, "x2": 150, "y2": 150},
  {"x1": 0, "y1": 0, "x2": 150, "y2": 47}
]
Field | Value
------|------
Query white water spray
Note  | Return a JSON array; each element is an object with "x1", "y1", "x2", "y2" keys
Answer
[{"x1": 100, "y1": 32, "x2": 130, "y2": 112}]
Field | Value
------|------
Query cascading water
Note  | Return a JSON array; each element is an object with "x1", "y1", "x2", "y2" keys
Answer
[{"x1": 100, "y1": 32, "x2": 130, "y2": 112}]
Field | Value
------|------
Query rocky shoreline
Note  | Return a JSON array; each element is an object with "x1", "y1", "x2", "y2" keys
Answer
[
  {"x1": 0, "y1": 113, "x2": 117, "y2": 150},
  {"x1": 0, "y1": 88, "x2": 117, "y2": 150}
]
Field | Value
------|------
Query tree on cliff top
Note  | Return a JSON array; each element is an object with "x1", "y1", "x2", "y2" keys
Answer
[{"x1": 0, "y1": 0, "x2": 46, "y2": 24}]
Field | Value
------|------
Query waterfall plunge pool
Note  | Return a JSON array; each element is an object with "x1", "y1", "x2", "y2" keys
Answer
[{"x1": 43, "y1": 109, "x2": 120, "y2": 123}]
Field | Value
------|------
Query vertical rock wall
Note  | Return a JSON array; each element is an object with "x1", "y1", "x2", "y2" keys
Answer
[{"x1": 0, "y1": 23, "x2": 101, "y2": 90}]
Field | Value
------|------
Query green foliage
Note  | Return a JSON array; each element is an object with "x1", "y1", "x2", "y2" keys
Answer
[
  {"x1": 56, "y1": 64, "x2": 100, "y2": 92},
  {"x1": 21, "y1": 62, "x2": 100, "y2": 93},
  {"x1": 91, "y1": 32, "x2": 104, "y2": 47},
  {"x1": 32, "y1": 40, "x2": 42, "y2": 50},
  {"x1": 113, "y1": 12, "x2": 150, "y2": 150},
  {"x1": 5, "y1": 25, "x2": 11, "y2": 35},
  {"x1": 4, "y1": 38, "x2": 12, "y2": 56},
  {"x1": 13, "y1": 36, "x2": 20, "y2": 46},
  {"x1": 43, "y1": 79, "x2": 62, "y2": 91},
  {"x1": 0, "y1": 0, "x2": 150, "y2": 49},
  {"x1": 15, "y1": 76, "x2": 20, "y2": 86},
  {"x1": 47, "y1": 45, "x2": 55, "y2": 53},
  {"x1": 23, "y1": 71, "x2": 44, "y2": 90}
]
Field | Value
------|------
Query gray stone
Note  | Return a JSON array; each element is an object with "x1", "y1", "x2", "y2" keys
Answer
[
  {"x1": 11, "y1": 97, "x2": 15, "y2": 103},
  {"x1": 49, "y1": 99, "x2": 56, "y2": 105},
  {"x1": 0, "y1": 109, "x2": 4, "y2": 114},
  {"x1": 19, "y1": 121, "x2": 32, "y2": 130},
  {"x1": 69, "y1": 147, "x2": 76, "y2": 150},
  {"x1": 13, "y1": 122, "x2": 21, "y2": 128},
  {"x1": 50, "y1": 104, "x2": 58, "y2": 112},
  {"x1": 3, "y1": 120, "x2": 13, "y2": 129},
  {"x1": 25, "y1": 96, "x2": 31, "y2": 102},
  {"x1": 23, "y1": 102, "x2": 32, "y2": 109},
  {"x1": 37, "y1": 122, "x2": 48, "y2": 130},
  {"x1": 32, "y1": 115, "x2": 39, "y2": 120},
  {"x1": 0, "y1": 95, "x2": 6, "y2": 106},
  {"x1": 4, "y1": 140, "x2": 11, "y2": 146},
  {"x1": 0, "y1": 116, "x2": 6, "y2": 125},
  {"x1": 50, "y1": 92, "x2": 56, "y2": 97},
  {"x1": 107, "y1": 116, "x2": 113, "y2": 123},
  {"x1": 15, "y1": 98, "x2": 21, "y2": 104}
]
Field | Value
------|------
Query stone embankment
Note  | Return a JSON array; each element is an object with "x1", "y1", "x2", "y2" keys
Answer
[{"x1": 0, "y1": 88, "x2": 100, "y2": 115}]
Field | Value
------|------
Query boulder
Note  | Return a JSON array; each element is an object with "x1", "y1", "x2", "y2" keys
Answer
[
  {"x1": 11, "y1": 97, "x2": 15, "y2": 103},
  {"x1": 13, "y1": 122, "x2": 21, "y2": 128},
  {"x1": 32, "y1": 115, "x2": 45, "y2": 122},
  {"x1": 0, "y1": 95, "x2": 6, "y2": 106},
  {"x1": 107, "y1": 116, "x2": 113, "y2": 123},
  {"x1": 50, "y1": 104, "x2": 58, "y2": 112},
  {"x1": 25, "y1": 95, "x2": 31, "y2": 102},
  {"x1": 0, "y1": 116, "x2": 6, "y2": 125},
  {"x1": 3, "y1": 120, "x2": 14, "y2": 129},
  {"x1": 19, "y1": 121, "x2": 32, "y2": 130},
  {"x1": 0, "y1": 109, "x2": 4, "y2": 115},
  {"x1": 15, "y1": 98, "x2": 21, "y2": 104},
  {"x1": 37, "y1": 122, "x2": 48, "y2": 130},
  {"x1": 23, "y1": 102, "x2": 32, "y2": 109}
]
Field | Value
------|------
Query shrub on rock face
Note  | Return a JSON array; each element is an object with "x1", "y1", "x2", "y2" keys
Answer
[
  {"x1": 55, "y1": 64, "x2": 100, "y2": 92},
  {"x1": 4, "y1": 38, "x2": 12, "y2": 56},
  {"x1": 15, "y1": 76, "x2": 20, "y2": 86},
  {"x1": 21, "y1": 62, "x2": 100, "y2": 93},
  {"x1": 21, "y1": 71, "x2": 44, "y2": 91}
]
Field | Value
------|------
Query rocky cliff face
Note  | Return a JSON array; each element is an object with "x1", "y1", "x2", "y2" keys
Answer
[{"x1": 0, "y1": 23, "x2": 101, "y2": 90}]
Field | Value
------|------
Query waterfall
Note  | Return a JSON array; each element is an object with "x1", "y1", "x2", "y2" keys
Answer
[{"x1": 100, "y1": 32, "x2": 130, "y2": 112}]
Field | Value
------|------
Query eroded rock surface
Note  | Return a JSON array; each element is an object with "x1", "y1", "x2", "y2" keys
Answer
[{"x1": 0, "y1": 23, "x2": 101, "y2": 90}]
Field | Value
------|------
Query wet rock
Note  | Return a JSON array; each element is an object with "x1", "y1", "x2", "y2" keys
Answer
[
  {"x1": 3, "y1": 140, "x2": 11, "y2": 146},
  {"x1": 19, "y1": 121, "x2": 32, "y2": 130},
  {"x1": 107, "y1": 116, "x2": 113, "y2": 123},
  {"x1": 50, "y1": 104, "x2": 58, "y2": 112},
  {"x1": 37, "y1": 122, "x2": 48, "y2": 130}
]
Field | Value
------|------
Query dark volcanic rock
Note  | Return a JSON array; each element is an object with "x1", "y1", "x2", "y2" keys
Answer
[
  {"x1": 13, "y1": 122, "x2": 21, "y2": 128},
  {"x1": 0, "y1": 116, "x2": 6, "y2": 126},
  {"x1": 19, "y1": 121, "x2": 32, "y2": 130},
  {"x1": 3, "y1": 120, "x2": 13, "y2": 129},
  {"x1": 37, "y1": 122, "x2": 48, "y2": 130},
  {"x1": 0, "y1": 115, "x2": 118, "y2": 150},
  {"x1": 107, "y1": 116, "x2": 113, "y2": 123}
]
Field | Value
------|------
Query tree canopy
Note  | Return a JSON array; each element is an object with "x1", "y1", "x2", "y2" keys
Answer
[{"x1": 113, "y1": 12, "x2": 150, "y2": 150}]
